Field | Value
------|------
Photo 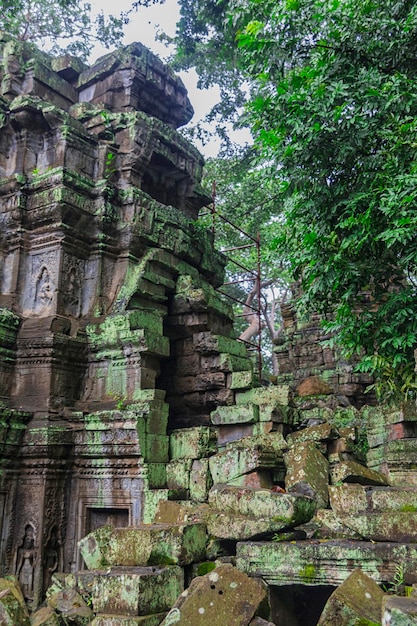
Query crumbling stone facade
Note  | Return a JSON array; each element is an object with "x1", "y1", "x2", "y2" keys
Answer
[{"x1": 0, "y1": 34, "x2": 255, "y2": 609}]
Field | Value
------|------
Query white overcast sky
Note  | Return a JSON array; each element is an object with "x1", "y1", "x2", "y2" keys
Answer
[{"x1": 89, "y1": 0, "x2": 223, "y2": 156}]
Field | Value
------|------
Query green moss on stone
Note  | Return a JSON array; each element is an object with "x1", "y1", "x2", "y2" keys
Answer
[{"x1": 299, "y1": 563, "x2": 317, "y2": 583}]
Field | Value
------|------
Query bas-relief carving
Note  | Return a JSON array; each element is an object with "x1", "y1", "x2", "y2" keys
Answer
[
  {"x1": 15, "y1": 524, "x2": 37, "y2": 604},
  {"x1": 61, "y1": 257, "x2": 83, "y2": 318},
  {"x1": 42, "y1": 526, "x2": 60, "y2": 595},
  {"x1": 35, "y1": 266, "x2": 54, "y2": 310}
]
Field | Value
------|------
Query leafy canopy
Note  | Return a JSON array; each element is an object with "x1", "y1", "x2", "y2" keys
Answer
[
  {"x1": 159, "y1": 0, "x2": 417, "y2": 398},
  {"x1": 0, "y1": 0, "x2": 128, "y2": 60}
]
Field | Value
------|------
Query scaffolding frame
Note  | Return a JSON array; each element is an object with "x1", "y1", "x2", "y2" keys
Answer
[{"x1": 203, "y1": 181, "x2": 263, "y2": 381}]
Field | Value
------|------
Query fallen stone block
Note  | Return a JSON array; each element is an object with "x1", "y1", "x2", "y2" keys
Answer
[
  {"x1": 160, "y1": 564, "x2": 269, "y2": 626},
  {"x1": 284, "y1": 441, "x2": 329, "y2": 509},
  {"x1": 236, "y1": 540, "x2": 417, "y2": 587},
  {"x1": 329, "y1": 484, "x2": 417, "y2": 516},
  {"x1": 0, "y1": 576, "x2": 30, "y2": 626},
  {"x1": 89, "y1": 565, "x2": 183, "y2": 616},
  {"x1": 208, "y1": 485, "x2": 315, "y2": 524},
  {"x1": 78, "y1": 523, "x2": 207, "y2": 569},
  {"x1": 216, "y1": 424, "x2": 256, "y2": 447},
  {"x1": 30, "y1": 606, "x2": 60, "y2": 625},
  {"x1": 382, "y1": 595, "x2": 417, "y2": 626},
  {"x1": 47, "y1": 587, "x2": 93, "y2": 621},
  {"x1": 317, "y1": 568, "x2": 384, "y2": 625},
  {"x1": 313, "y1": 509, "x2": 363, "y2": 540},
  {"x1": 286, "y1": 422, "x2": 339, "y2": 446},
  {"x1": 337, "y1": 511, "x2": 417, "y2": 543},
  {"x1": 330, "y1": 460, "x2": 388, "y2": 486}
]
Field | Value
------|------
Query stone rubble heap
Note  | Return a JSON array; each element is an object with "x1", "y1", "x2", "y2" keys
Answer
[{"x1": 4, "y1": 399, "x2": 413, "y2": 625}]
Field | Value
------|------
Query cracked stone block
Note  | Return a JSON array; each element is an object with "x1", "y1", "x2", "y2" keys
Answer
[
  {"x1": 160, "y1": 564, "x2": 269, "y2": 626},
  {"x1": 317, "y1": 569, "x2": 384, "y2": 625},
  {"x1": 284, "y1": 441, "x2": 329, "y2": 509},
  {"x1": 78, "y1": 523, "x2": 207, "y2": 569}
]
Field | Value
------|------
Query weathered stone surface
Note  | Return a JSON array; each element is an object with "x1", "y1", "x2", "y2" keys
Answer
[
  {"x1": 30, "y1": 605, "x2": 60, "y2": 625},
  {"x1": 90, "y1": 615, "x2": 167, "y2": 626},
  {"x1": 47, "y1": 587, "x2": 93, "y2": 621},
  {"x1": 89, "y1": 565, "x2": 183, "y2": 616},
  {"x1": 317, "y1": 568, "x2": 384, "y2": 625},
  {"x1": 236, "y1": 540, "x2": 417, "y2": 587},
  {"x1": 0, "y1": 576, "x2": 30, "y2": 626},
  {"x1": 330, "y1": 460, "x2": 388, "y2": 486},
  {"x1": 208, "y1": 485, "x2": 315, "y2": 524},
  {"x1": 210, "y1": 404, "x2": 259, "y2": 426},
  {"x1": 227, "y1": 470, "x2": 275, "y2": 489},
  {"x1": 284, "y1": 441, "x2": 329, "y2": 509},
  {"x1": 329, "y1": 484, "x2": 417, "y2": 516},
  {"x1": 296, "y1": 376, "x2": 333, "y2": 397},
  {"x1": 286, "y1": 422, "x2": 339, "y2": 446},
  {"x1": 313, "y1": 509, "x2": 363, "y2": 540},
  {"x1": 78, "y1": 523, "x2": 207, "y2": 569},
  {"x1": 190, "y1": 459, "x2": 212, "y2": 502},
  {"x1": 338, "y1": 512, "x2": 417, "y2": 543},
  {"x1": 209, "y1": 434, "x2": 286, "y2": 484},
  {"x1": 235, "y1": 386, "x2": 290, "y2": 422},
  {"x1": 229, "y1": 371, "x2": 254, "y2": 390},
  {"x1": 382, "y1": 595, "x2": 417, "y2": 626},
  {"x1": 160, "y1": 564, "x2": 268, "y2": 626},
  {"x1": 170, "y1": 427, "x2": 216, "y2": 460}
]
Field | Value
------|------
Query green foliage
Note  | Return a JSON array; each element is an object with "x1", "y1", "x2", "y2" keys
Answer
[
  {"x1": 0, "y1": 0, "x2": 128, "y2": 60},
  {"x1": 382, "y1": 562, "x2": 405, "y2": 595},
  {"x1": 199, "y1": 155, "x2": 292, "y2": 374},
  {"x1": 163, "y1": 0, "x2": 417, "y2": 397}
]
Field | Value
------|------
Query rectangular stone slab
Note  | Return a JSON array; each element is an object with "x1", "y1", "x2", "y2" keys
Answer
[
  {"x1": 78, "y1": 523, "x2": 207, "y2": 569},
  {"x1": 90, "y1": 565, "x2": 183, "y2": 616},
  {"x1": 208, "y1": 485, "x2": 315, "y2": 523},
  {"x1": 236, "y1": 540, "x2": 417, "y2": 587}
]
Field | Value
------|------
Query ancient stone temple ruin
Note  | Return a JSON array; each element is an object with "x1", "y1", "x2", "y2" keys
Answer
[
  {"x1": 0, "y1": 34, "x2": 244, "y2": 607},
  {"x1": 2, "y1": 34, "x2": 417, "y2": 626}
]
